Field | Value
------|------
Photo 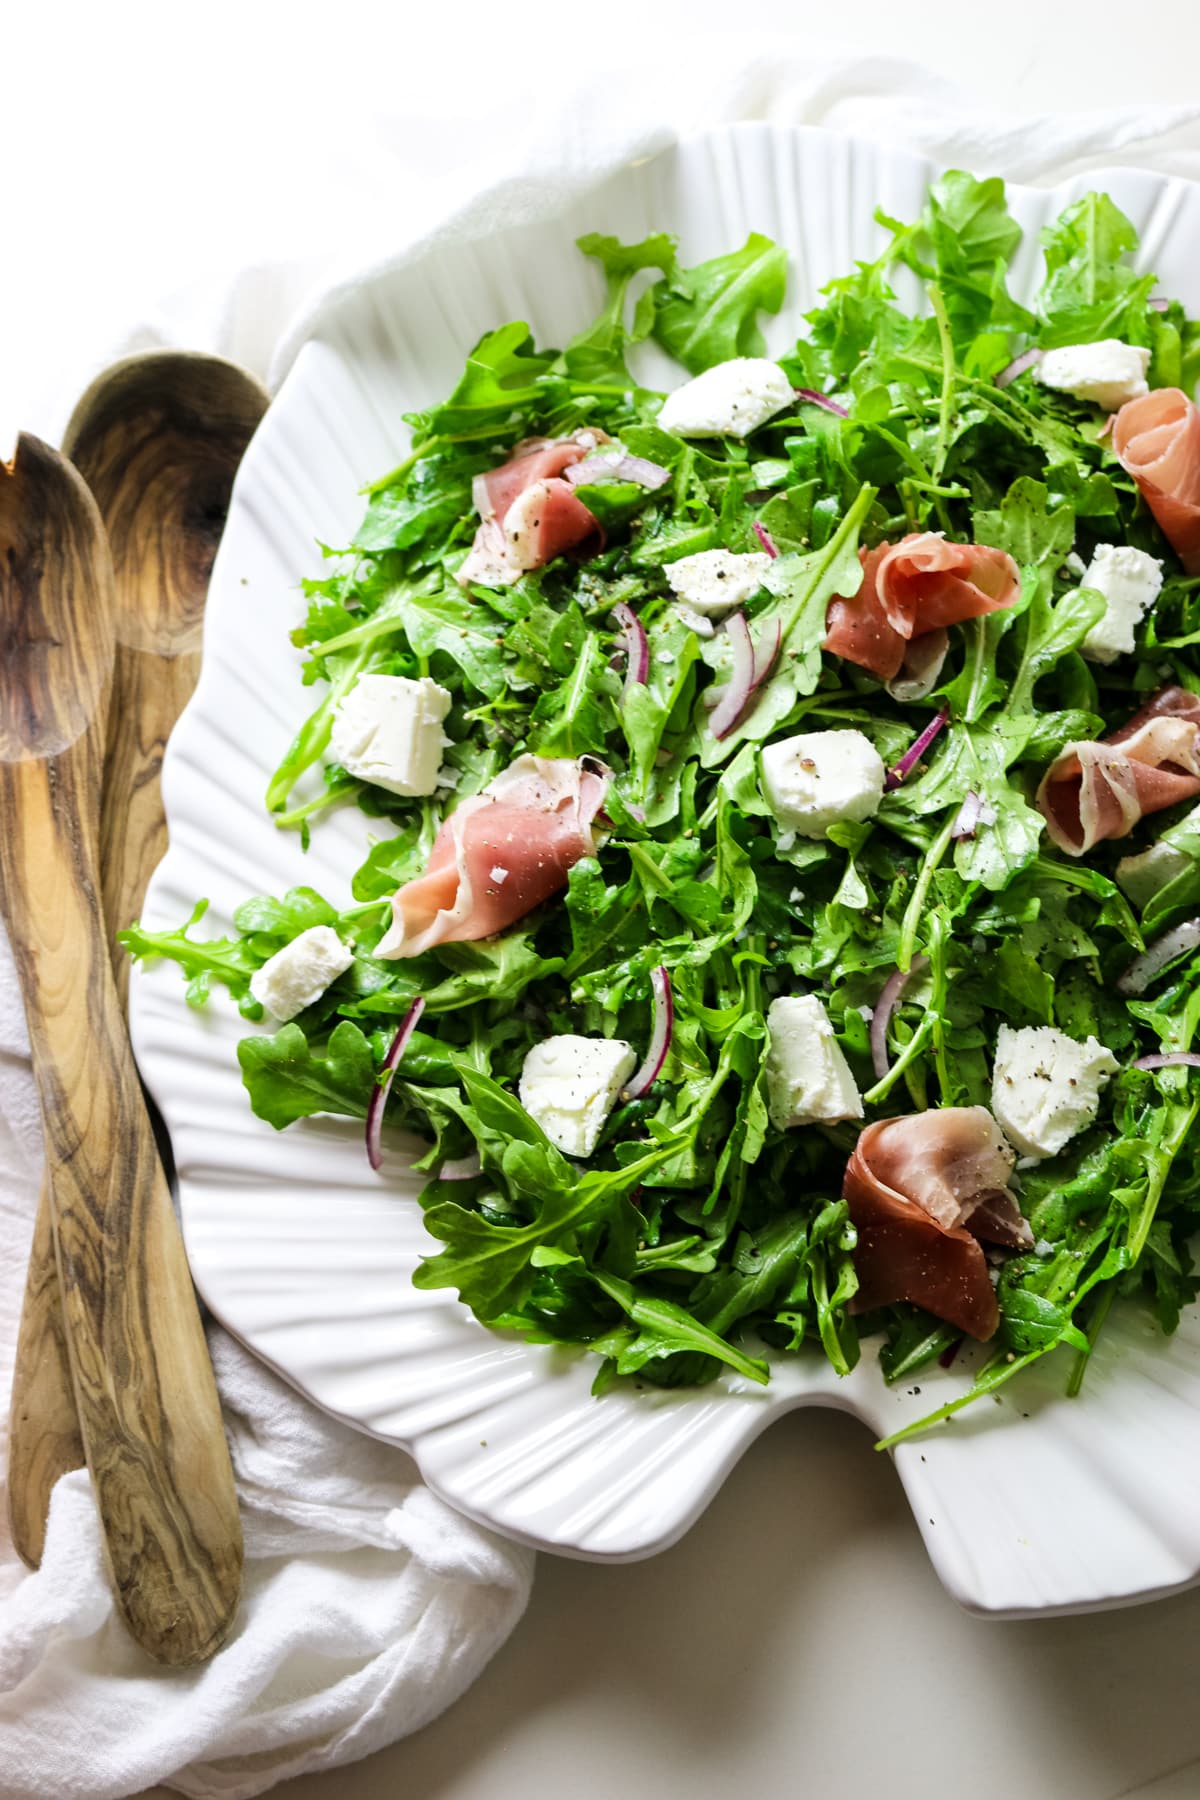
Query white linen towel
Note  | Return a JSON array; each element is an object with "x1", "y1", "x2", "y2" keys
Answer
[{"x1": 3, "y1": 36, "x2": 1200, "y2": 1800}]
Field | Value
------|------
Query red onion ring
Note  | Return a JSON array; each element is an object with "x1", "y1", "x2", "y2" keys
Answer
[
  {"x1": 1132, "y1": 1052, "x2": 1200, "y2": 1070},
  {"x1": 752, "y1": 521, "x2": 780, "y2": 559},
  {"x1": 1149, "y1": 298, "x2": 1170, "y2": 313},
  {"x1": 613, "y1": 602, "x2": 649, "y2": 692},
  {"x1": 566, "y1": 452, "x2": 671, "y2": 490},
  {"x1": 1118, "y1": 919, "x2": 1200, "y2": 996},
  {"x1": 950, "y1": 790, "x2": 997, "y2": 840},
  {"x1": 884, "y1": 707, "x2": 951, "y2": 791},
  {"x1": 625, "y1": 965, "x2": 673, "y2": 1098},
  {"x1": 793, "y1": 387, "x2": 849, "y2": 417},
  {"x1": 870, "y1": 955, "x2": 930, "y2": 1080},
  {"x1": 995, "y1": 347, "x2": 1044, "y2": 390},
  {"x1": 708, "y1": 613, "x2": 781, "y2": 739},
  {"x1": 366, "y1": 996, "x2": 426, "y2": 1171}
]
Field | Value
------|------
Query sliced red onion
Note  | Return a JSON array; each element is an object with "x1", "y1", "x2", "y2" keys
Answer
[
  {"x1": 950, "y1": 790, "x2": 997, "y2": 840},
  {"x1": 1118, "y1": 919, "x2": 1200, "y2": 996},
  {"x1": 625, "y1": 965, "x2": 673, "y2": 1098},
  {"x1": 1149, "y1": 297, "x2": 1170, "y2": 313},
  {"x1": 793, "y1": 387, "x2": 849, "y2": 418},
  {"x1": 752, "y1": 520, "x2": 780, "y2": 559},
  {"x1": 753, "y1": 617, "x2": 782, "y2": 687},
  {"x1": 995, "y1": 347, "x2": 1044, "y2": 390},
  {"x1": 566, "y1": 452, "x2": 671, "y2": 490},
  {"x1": 366, "y1": 996, "x2": 426, "y2": 1171},
  {"x1": 708, "y1": 612, "x2": 781, "y2": 740},
  {"x1": 939, "y1": 1336, "x2": 964, "y2": 1369},
  {"x1": 613, "y1": 602, "x2": 649, "y2": 693},
  {"x1": 1132, "y1": 1052, "x2": 1200, "y2": 1070},
  {"x1": 884, "y1": 707, "x2": 951, "y2": 791},
  {"x1": 870, "y1": 955, "x2": 929, "y2": 1080}
]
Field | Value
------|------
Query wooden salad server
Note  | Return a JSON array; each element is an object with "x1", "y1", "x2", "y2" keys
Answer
[
  {"x1": 6, "y1": 352, "x2": 267, "y2": 1588},
  {"x1": 0, "y1": 424, "x2": 246, "y2": 1664}
]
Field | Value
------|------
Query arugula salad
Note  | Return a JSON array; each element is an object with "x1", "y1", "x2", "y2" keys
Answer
[{"x1": 126, "y1": 172, "x2": 1200, "y2": 1443}]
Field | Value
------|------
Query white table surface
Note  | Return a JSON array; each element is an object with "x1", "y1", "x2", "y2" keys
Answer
[{"x1": 7, "y1": 3, "x2": 1199, "y2": 1797}]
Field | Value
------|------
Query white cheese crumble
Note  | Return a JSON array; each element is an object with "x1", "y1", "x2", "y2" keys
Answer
[
  {"x1": 248, "y1": 926, "x2": 354, "y2": 1023},
  {"x1": 330, "y1": 673, "x2": 451, "y2": 797},
  {"x1": 518, "y1": 1035, "x2": 637, "y2": 1159},
  {"x1": 764, "y1": 995, "x2": 864, "y2": 1131},
  {"x1": 1077, "y1": 543, "x2": 1165, "y2": 664},
  {"x1": 664, "y1": 548, "x2": 773, "y2": 615},
  {"x1": 760, "y1": 729, "x2": 886, "y2": 838},
  {"x1": 657, "y1": 358, "x2": 794, "y2": 439},
  {"x1": 991, "y1": 1025, "x2": 1119, "y2": 1160},
  {"x1": 489, "y1": 866, "x2": 509, "y2": 885},
  {"x1": 1037, "y1": 339, "x2": 1150, "y2": 412}
]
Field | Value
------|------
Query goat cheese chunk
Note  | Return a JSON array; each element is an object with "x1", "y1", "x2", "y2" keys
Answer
[
  {"x1": 1077, "y1": 544, "x2": 1164, "y2": 664},
  {"x1": 657, "y1": 358, "x2": 793, "y2": 439},
  {"x1": 991, "y1": 1025, "x2": 1118, "y2": 1160},
  {"x1": 249, "y1": 926, "x2": 354, "y2": 1023},
  {"x1": 765, "y1": 995, "x2": 863, "y2": 1131},
  {"x1": 1037, "y1": 339, "x2": 1150, "y2": 412},
  {"x1": 760, "y1": 729, "x2": 886, "y2": 838},
  {"x1": 330, "y1": 673, "x2": 452, "y2": 797},
  {"x1": 664, "y1": 548, "x2": 773, "y2": 616},
  {"x1": 519, "y1": 1034, "x2": 637, "y2": 1159}
]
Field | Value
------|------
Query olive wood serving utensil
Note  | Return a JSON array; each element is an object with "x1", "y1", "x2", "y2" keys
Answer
[
  {"x1": 6, "y1": 353, "x2": 267, "y2": 1580},
  {"x1": 0, "y1": 432, "x2": 242, "y2": 1664}
]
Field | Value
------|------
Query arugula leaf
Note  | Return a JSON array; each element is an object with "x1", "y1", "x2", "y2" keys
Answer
[
  {"x1": 121, "y1": 900, "x2": 266, "y2": 1015},
  {"x1": 529, "y1": 628, "x2": 616, "y2": 757},
  {"x1": 592, "y1": 1271, "x2": 769, "y2": 1384},
  {"x1": 652, "y1": 233, "x2": 788, "y2": 374},
  {"x1": 913, "y1": 171, "x2": 1032, "y2": 347},
  {"x1": 238, "y1": 1020, "x2": 375, "y2": 1127},
  {"x1": 1037, "y1": 193, "x2": 1155, "y2": 347},
  {"x1": 566, "y1": 233, "x2": 680, "y2": 384},
  {"x1": 406, "y1": 322, "x2": 555, "y2": 441}
]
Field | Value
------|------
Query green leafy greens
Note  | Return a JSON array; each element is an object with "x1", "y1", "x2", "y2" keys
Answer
[{"x1": 125, "y1": 175, "x2": 1200, "y2": 1433}]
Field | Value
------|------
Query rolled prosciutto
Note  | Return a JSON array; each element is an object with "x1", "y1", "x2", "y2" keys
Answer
[
  {"x1": 376, "y1": 754, "x2": 610, "y2": 958},
  {"x1": 825, "y1": 533, "x2": 1020, "y2": 683},
  {"x1": 844, "y1": 1106, "x2": 1032, "y2": 1341},
  {"x1": 1113, "y1": 388, "x2": 1200, "y2": 576},
  {"x1": 1037, "y1": 685, "x2": 1200, "y2": 858},
  {"x1": 456, "y1": 433, "x2": 606, "y2": 588}
]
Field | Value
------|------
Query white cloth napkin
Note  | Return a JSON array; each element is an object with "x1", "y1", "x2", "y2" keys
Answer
[{"x1": 4, "y1": 37, "x2": 1200, "y2": 1800}]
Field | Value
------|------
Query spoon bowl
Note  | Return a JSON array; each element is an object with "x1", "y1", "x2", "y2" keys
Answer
[{"x1": 64, "y1": 349, "x2": 269, "y2": 656}]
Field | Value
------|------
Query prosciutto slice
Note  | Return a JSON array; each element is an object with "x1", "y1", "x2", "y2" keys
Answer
[
  {"x1": 1037, "y1": 685, "x2": 1200, "y2": 857},
  {"x1": 824, "y1": 534, "x2": 1020, "y2": 682},
  {"x1": 376, "y1": 754, "x2": 610, "y2": 959},
  {"x1": 844, "y1": 1106, "x2": 1032, "y2": 1341},
  {"x1": 457, "y1": 433, "x2": 607, "y2": 588},
  {"x1": 1113, "y1": 388, "x2": 1200, "y2": 575}
]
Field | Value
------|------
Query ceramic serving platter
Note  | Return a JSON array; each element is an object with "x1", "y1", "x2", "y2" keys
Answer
[{"x1": 130, "y1": 124, "x2": 1200, "y2": 1617}]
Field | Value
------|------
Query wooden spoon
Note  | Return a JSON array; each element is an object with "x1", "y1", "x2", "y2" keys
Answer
[
  {"x1": 6, "y1": 354, "x2": 267, "y2": 1583},
  {"x1": 0, "y1": 431, "x2": 242, "y2": 1664}
]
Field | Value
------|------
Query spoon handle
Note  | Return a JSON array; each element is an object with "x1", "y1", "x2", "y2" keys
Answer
[
  {"x1": 6, "y1": 642, "x2": 204, "y2": 1571},
  {"x1": 6, "y1": 1175, "x2": 84, "y2": 1567},
  {"x1": 0, "y1": 751, "x2": 242, "y2": 1664},
  {"x1": 103, "y1": 645, "x2": 203, "y2": 1000}
]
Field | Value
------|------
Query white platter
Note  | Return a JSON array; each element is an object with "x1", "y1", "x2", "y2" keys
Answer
[{"x1": 131, "y1": 124, "x2": 1200, "y2": 1617}]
